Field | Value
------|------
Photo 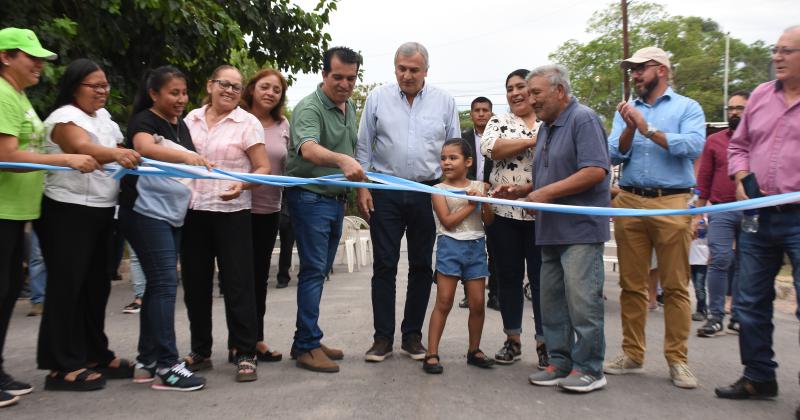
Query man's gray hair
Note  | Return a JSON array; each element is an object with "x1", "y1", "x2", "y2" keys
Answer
[
  {"x1": 395, "y1": 42, "x2": 429, "y2": 69},
  {"x1": 527, "y1": 64, "x2": 572, "y2": 97}
]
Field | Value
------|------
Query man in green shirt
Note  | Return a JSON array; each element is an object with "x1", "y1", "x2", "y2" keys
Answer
[{"x1": 286, "y1": 46, "x2": 364, "y2": 373}]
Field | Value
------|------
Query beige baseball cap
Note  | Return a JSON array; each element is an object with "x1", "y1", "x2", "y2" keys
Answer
[{"x1": 620, "y1": 46, "x2": 670, "y2": 70}]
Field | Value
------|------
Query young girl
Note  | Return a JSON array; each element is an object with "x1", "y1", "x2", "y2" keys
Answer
[{"x1": 423, "y1": 138, "x2": 494, "y2": 374}]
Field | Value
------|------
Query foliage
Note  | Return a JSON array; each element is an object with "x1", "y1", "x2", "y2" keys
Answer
[
  {"x1": 549, "y1": 2, "x2": 771, "y2": 126},
  {"x1": 350, "y1": 82, "x2": 382, "y2": 123},
  {"x1": 459, "y1": 110, "x2": 473, "y2": 132},
  {"x1": 5, "y1": 0, "x2": 338, "y2": 123}
]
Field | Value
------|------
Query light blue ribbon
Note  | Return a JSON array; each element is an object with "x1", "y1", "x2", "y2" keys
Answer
[{"x1": 2, "y1": 160, "x2": 799, "y2": 217}]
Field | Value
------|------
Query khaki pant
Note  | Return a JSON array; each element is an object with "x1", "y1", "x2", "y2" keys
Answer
[{"x1": 613, "y1": 191, "x2": 692, "y2": 365}]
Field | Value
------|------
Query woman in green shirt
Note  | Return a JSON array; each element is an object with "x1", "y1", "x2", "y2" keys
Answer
[{"x1": 0, "y1": 27, "x2": 97, "y2": 408}]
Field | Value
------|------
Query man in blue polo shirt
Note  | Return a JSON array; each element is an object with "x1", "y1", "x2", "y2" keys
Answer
[
  {"x1": 605, "y1": 47, "x2": 706, "y2": 389},
  {"x1": 501, "y1": 64, "x2": 610, "y2": 393}
]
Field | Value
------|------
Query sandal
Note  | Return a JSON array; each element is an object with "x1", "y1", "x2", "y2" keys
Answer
[
  {"x1": 93, "y1": 358, "x2": 134, "y2": 379},
  {"x1": 44, "y1": 369, "x2": 106, "y2": 392},
  {"x1": 184, "y1": 352, "x2": 213, "y2": 372},
  {"x1": 229, "y1": 348, "x2": 283, "y2": 364},
  {"x1": 235, "y1": 356, "x2": 258, "y2": 382},
  {"x1": 422, "y1": 354, "x2": 443, "y2": 374},
  {"x1": 467, "y1": 348, "x2": 495, "y2": 369}
]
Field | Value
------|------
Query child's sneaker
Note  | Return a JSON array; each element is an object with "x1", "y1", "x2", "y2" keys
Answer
[
  {"x1": 133, "y1": 362, "x2": 156, "y2": 383},
  {"x1": 151, "y1": 363, "x2": 206, "y2": 392}
]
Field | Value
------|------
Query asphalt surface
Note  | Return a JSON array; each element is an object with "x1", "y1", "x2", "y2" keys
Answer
[{"x1": 4, "y1": 256, "x2": 799, "y2": 420}]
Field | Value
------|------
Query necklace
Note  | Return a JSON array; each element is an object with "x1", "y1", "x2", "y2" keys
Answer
[{"x1": 149, "y1": 108, "x2": 181, "y2": 143}]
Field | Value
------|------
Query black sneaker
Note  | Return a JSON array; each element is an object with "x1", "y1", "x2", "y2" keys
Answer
[
  {"x1": 727, "y1": 320, "x2": 740, "y2": 335},
  {"x1": 715, "y1": 376, "x2": 777, "y2": 399},
  {"x1": 0, "y1": 390, "x2": 18, "y2": 408},
  {"x1": 276, "y1": 281, "x2": 289, "y2": 289},
  {"x1": 458, "y1": 297, "x2": 468, "y2": 308},
  {"x1": 123, "y1": 301, "x2": 141, "y2": 314},
  {"x1": 536, "y1": 343, "x2": 549, "y2": 370},
  {"x1": 697, "y1": 319, "x2": 725, "y2": 337},
  {"x1": 0, "y1": 375, "x2": 33, "y2": 396},
  {"x1": 401, "y1": 334, "x2": 426, "y2": 360},
  {"x1": 365, "y1": 337, "x2": 393, "y2": 362},
  {"x1": 151, "y1": 363, "x2": 205, "y2": 392},
  {"x1": 494, "y1": 340, "x2": 521, "y2": 365}
]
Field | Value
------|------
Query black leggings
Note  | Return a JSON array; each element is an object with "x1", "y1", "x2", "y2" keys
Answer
[{"x1": 252, "y1": 211, "x2": 280, "y2": 342}]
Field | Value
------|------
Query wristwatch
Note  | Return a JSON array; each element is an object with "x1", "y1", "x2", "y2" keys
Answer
[{"x1": 645, "y1": 124, "x2": 658, "y2": 139}]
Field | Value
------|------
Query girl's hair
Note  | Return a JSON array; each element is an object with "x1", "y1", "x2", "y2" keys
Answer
[
  {"x1": 51, "y1": 58, "x2": 102, "y2": 113},
  {"x1": 131, "y1": 66, "x2": 187, "y2": 116},
  {"x1": 202, "y1": 64, "x2": 240, "y2": 106},
  {"x1": 442, "y1": 137, "x2": 474, "y2": 161},
  {"x1": 505, "y1": 68, "x2": 530, "y2": 87},
  {"x1": 241, "y1": 68, "x2": 288, "y2": 121}
]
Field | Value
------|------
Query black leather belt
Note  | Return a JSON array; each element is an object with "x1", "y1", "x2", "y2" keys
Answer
[{"x1": 621, "y1": 186, "x2": 691, "y2": 198}]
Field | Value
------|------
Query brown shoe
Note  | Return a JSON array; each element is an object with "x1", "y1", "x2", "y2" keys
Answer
[
  {"x1": 290, "y1": 343, "x2": 343, "y2": 361},
  {"x1": 320, "y1": 344, "x2": 344, "y2": 361},
  {"x1": 296, "y1": 348, "x2": 339, "y2": 373},
  {"x1": 401, "y1": 334, "x2": 426, "y2": 361},
  {"x1": 365, "y1": 337, "x2": 393, "y2": 362}
]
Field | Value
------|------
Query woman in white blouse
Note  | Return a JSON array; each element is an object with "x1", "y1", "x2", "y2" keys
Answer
[
  {"x1": 480, "y1": 69, "x2": 547, "y2": 369},
  {"x1": 35, "y1": 59, "x2": 141, "y2": 392}
]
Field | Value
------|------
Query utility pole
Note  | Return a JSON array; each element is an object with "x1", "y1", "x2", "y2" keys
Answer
[
  {"x1": 723, "y1": 32, "x2": 730, "y2": 122},
  {"x1": 621, "y1": 0, "x2": 630, "y2": 101}
]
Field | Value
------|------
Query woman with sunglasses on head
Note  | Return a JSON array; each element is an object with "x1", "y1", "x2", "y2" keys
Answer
[
  {"x1": 0, "y1": 27, "x2": 98, "y2": 407},
  {"x1": 35, "y1": 58, "x2": 141, "y2": 392},
  {"x1": 239, "y1": 69, "x2": 290, "y2": 364},
  {"x1": 119, "y1": 65, "x2": 211, "y2": 391},
  {"x1": 181, "y1": 65, "x2": 270, "y2": 383}
]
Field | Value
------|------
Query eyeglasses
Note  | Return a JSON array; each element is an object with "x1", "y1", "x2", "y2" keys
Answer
[
  {"x1": 211, "y1": 79, "x2": 243, "y2": 93},
  {"x1": 725, "y1": 105, "x2": 746, "y2": 112},
  {"x1": 770, "y1": 46, "x2": 800, "y2": 56},
  {"x1": 627, "y1": 64, "x2": 661, "y2": 75},
  {"x1": 80, "y1": 83, "x2": 111, "y2": 93}
]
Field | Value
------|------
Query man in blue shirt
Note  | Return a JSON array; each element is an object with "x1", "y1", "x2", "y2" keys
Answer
[
  {"x1": 355, "y1": 42, "x2": 461, "y2": 362},
  {"x1": 604, "y1": 47, "x2": 706, "y2": 389},
  {"x1": 500, "y1": 64, "x2": 610, "y2": 393}
]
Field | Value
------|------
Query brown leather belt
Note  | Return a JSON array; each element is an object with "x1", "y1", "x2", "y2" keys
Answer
[{"x1": 621, "y1": 186, "x2": 691, "y2": 198}]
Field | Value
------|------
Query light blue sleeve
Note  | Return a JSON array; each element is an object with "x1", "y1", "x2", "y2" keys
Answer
[
  {"x1": 607, "y1": 110, "x2": 631, "y2": 165},
  {"x1": 445, "y1": 95, "x2": 461, "y2": 139},
  {"x1": 665, "y1": 99, "x2": 706, "y2": 159},
  {"x1": 356, "y1": 91, "x2": 377, "y2": 171}
]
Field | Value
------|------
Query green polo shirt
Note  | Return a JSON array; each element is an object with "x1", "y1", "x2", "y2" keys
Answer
[{"x1": 287, "y1": 85, "x2": 358, "y2": 197}]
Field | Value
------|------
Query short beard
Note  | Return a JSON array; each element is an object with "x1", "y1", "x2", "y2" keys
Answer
[
  {"x1": 728, "y1": 116, "x2": 741, "y2": 132},
  {"x1": 636, "y1": 75, "x2": 660, "y2": 101}
]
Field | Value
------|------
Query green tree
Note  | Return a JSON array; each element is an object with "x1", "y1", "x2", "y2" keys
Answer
[
  {"x1": 6, "y1": 0, "x2": 338, "y2": 122},
  {"x1": 549, "y1": 2, "x2": 771, "y2": 126},
  {"x1": 459, "y1": 110, "x2": 473, "y2": 131}
]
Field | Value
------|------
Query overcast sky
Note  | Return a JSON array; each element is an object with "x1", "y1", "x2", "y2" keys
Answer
[{"x1": 286, "y1": 0, "x2": 798, "y2": 110}]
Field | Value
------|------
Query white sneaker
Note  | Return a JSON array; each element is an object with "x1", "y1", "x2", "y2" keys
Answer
[
  {"x1": 669, "y1": 363, "x2": 698, "y2": 389},
  {"x1": 603, "y1": 354, "x2": 643, "y2": 375}
]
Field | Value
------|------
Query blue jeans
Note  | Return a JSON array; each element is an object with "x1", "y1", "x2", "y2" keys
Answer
[
  {"x1": 119, "y1": 208, "x2": 181, "y2": 368},
  {"x1": 540, "y1": 243, "x2": 605, "y2": 376},
  {"x1": 690, "y1": 265, "x2": 707, "y2": 314},
  {"x1": 287, "y1": 188, "x2": 344, "y2": 352},
  {"x1": 129, "y1": 246, "x2": 146, "y2": 298},
  {"x1": 736, "y1": 210, "x2": 800, "y2": 382},
  {"x1": 707, "y1": 210, "x2": 742, "y2": 320},
  {"x1": 28, "y1": 230, "x2": 47, "y2": 305}
]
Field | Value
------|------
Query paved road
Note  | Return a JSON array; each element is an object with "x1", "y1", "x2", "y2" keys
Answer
[{"x1": 4, "y1": 258, "x2": 799, "y2": 419}]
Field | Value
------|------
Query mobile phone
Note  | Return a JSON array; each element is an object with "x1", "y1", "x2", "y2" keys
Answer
[{"x1": 741, "y1": 173, "x2": 763, "y2": 199}]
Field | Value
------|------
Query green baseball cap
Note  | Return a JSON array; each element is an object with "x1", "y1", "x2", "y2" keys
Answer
[{"x1": 0, "y1": 27, "x2": 57, "y2": 60}]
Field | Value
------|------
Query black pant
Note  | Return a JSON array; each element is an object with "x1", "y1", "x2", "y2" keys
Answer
[
  {"x1": 181, "y1": 209, "x2": 257, "y2": 357},
  {"x1": 370, "y1": 189, "x2": 435, "y2": 341},
  {"x1": 252, "y1": 211, "x2": 280, "y2": 342},
  {"x1": 0, "y1": 219, "x2": 26, "y2": 374},
  {"x1": 491, "y1": 215, "x2": 543, "y2": 339},
  {"x1": 277, "y1": 212, "x2": 295, "y2": 283},
  {"x1": 34, "y1": 197, "x2": 116, "y2": 371}
]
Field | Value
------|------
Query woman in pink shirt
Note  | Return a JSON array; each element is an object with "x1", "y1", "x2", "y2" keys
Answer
[
  {"x1": 240, "y1": 69, "x2": 289, "y2": 363},
  {"x1": 180, "y1": 65, "x2": 270, "y2": 383}
]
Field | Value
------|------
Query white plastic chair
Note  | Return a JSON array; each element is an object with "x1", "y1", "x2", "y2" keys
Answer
[
  {"x1": 341, "y1": 218, "x2": 359, "y2": 273},
  {"x1": 345, "y1": 216, "x2": 372, "y2": 266}
]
